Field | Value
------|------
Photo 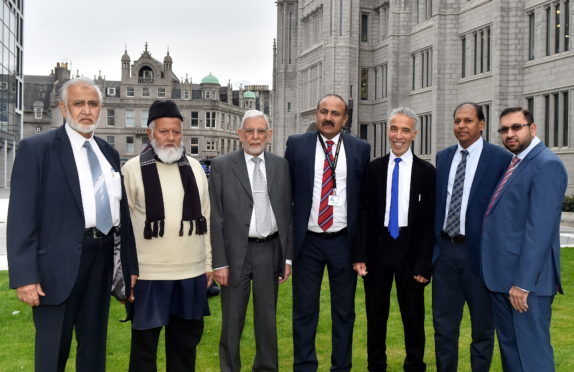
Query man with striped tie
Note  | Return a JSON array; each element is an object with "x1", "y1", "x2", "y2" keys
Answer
[
  {"x1": 285, "y1": 94, "x2": 371, "y2": 372},
  {"x1": 482, "y1": 107, "x2": 566, "y2": 372},
  {"x1": 432, "y1": 102, "x2": 512, "y2": 372}
]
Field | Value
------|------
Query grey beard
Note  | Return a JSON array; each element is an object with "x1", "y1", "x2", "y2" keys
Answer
[
  {"x1": 67, "y1": 117, "x2": 98, "y2": 134},
  {"x1": 151, "y1": 138, "x2": 184, "y2": 164}
]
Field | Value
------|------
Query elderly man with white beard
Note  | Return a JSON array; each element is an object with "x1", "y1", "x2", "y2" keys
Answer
[{"x1": 122, "y1": 100, "x2": 213, "y2": 372}]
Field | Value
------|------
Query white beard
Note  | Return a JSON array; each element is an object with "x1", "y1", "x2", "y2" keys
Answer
[
  {"x1": 67, "y1": 116, "x2": 98, "y2": 134},
  {"x1": 151, "y1": 138, "x2": 184, "y2": 164}
]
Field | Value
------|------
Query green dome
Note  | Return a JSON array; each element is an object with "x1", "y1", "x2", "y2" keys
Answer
[
  {"x1": 243, "y1": 90, "x2": 256, "y2": 99},
  {"x1": 201, "y1": 73, "x2": 219, "y2": 84}
]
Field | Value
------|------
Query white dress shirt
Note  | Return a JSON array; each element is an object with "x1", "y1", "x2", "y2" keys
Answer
[
  {"x1": 307, "y1": 133, "x2": 348, "y2": 233},
  {"x1": 384, "y1": 149, "x2": 413, "y2": 227},
  {"x1": 443, "y1": 137, "x2": 484, "y2": 235},
  {"x1": 65, "y1": 123, "x2": 121, "y2": 228},
  {"x1": 244, "y1": 151, "x2": 278, "y2": 238}
]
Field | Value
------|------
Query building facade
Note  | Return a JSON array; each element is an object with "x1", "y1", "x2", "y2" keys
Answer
[
  {"x1": 0, "y1": 0, "x2": 23, "y2": 188},
  {"x1": 273, "y1": 0, "x2": 573, "y2": 190},
  {"x1": 23, "y1": 45, "x2": 272, "y2": 162}
]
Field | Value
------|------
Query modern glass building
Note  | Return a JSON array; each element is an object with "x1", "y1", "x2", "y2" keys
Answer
[{"x1": 0, "y1": 0, "x2": 23, "y2": 188}]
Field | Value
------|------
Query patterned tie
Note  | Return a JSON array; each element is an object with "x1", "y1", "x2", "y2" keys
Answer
[
  {"x1": 252, "y1": 157, "x2": 272, "y2": 237},
  {"x1": 318, "y1": 140, "x2": 335, "y2": 231},
  {"x1": 83, "y1": 141, "x2": 113, "y2": 234},
  {"x1": 485, "y1": 156, "x2": 521, "y2": 216},
  {"x1": 444, "y1": 149, "x2": 469, "y2": 237},
  {"x1": 388, "y1": 158, "x2": 401, "y2": 239}
]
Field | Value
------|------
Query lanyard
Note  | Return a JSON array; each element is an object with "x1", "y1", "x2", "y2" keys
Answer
[{"x1": 318, "y1": 133, "x2": 342, "y2": 191}]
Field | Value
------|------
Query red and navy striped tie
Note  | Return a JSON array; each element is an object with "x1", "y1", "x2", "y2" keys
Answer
[
  {"x1": 318, "y1": 140, "x2": 335, "y2": 231},
  {"x1": 485, "y1": 156, "x2": 521, "y2": 216}
]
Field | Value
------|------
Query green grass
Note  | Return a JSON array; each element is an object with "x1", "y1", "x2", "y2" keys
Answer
[{"x1": 1, "y1": 248, "x2": 573, "y2": 371}]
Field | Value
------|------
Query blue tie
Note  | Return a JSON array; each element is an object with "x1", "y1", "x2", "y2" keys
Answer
[
  {"x1": 388, "y1": 158, "x2": 401, "y2": 239},
  {"x1": 83, "y1": 141, "x2": 113, "y2": 234}
]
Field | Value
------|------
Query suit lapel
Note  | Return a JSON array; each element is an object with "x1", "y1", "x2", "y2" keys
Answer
[
  {"x1": 342, "y1": 133, "x2": 355, "y2": 200},
  {"x1": 467, "y1": 143, "x2": 491, "y2": 204},
  {"x1": 408, "y1": 155, "x2": 421, "y2": 225},
  {"x1": 438, "y1": 146, "x2": 456, "y2": 212},
  {"x1": 378, "y1": 155, "x2": 390, "y2": 224},
  {"x1": 264, "y1": 151, "x2": 276, "y2": 195},
  {"x1": 56, "y1": 125, "x2": 84, "y2": 215},
  {"x1": 231, "y1": 151, "x2": 253, "y2": 199},
  {"x1": 94, "y1": 137, "x2": 119, "y2": 172},
  {"x1": 304, "y1": 132, "x2": 318, "y2": 196}
]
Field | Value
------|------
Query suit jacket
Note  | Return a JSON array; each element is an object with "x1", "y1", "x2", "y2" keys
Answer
[
  {"x1": 433, "y1": 141, "x2": 512, "y2": 276},
  {"x1": 209, "y1": 150, "x2": 293, "y2": 287},
  {"x1": 284, "y1": 131, "x2": 371, "y2": 258},
  {"x1": 7, "y1": 125, "x2": 138, "y2": 306},
  {"x1": 482, "y1": 142, "x2": 566, "y2": 295},
  {"x1": 353, "y1": 152, "x2": 436, "y2": 279}
]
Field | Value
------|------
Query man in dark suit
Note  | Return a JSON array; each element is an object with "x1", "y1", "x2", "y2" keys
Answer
[
  {"x1": 210, "y1": 109, "x2": 293, "y2": 372},
  {"x1": 285, "y1": 94, "x2": 371, "y2": 372},
  {"x1": 353, "y1": 107, "x2": 435, "y2": 372},
  {"x1": 7, "y1": 77, "x2": 138, "y2": 372},
  {"x1": 433, "y1": 102, "x2": 512, "y2": 372},
  {"x1": 482, "y1": 107, "x2": 566, "y2": 372}
]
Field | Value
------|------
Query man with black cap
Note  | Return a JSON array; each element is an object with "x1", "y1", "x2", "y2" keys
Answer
[{"x1": 122, "y1": 100, "x2": 213, "y2": 372}]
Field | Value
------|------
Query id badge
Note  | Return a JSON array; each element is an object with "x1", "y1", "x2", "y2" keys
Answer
[{"x1": 328, "y1": 190, "x2": 343, "y2": 207}]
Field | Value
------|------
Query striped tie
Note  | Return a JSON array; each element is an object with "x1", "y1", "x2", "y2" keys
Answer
[
  {"x1": 485, "y1": 156, "x2": 521, "y2": 216},
  {"x1": 444, "y1": 149, "x2": 469, "y2": 237},
  {"x1": 318, "y1": 140, "x2": 335, "y2": 231}
]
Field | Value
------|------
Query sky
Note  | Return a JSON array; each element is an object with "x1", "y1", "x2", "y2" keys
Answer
[{"x1": 23, "y1": 0, "x2": 277, "y2": 88}]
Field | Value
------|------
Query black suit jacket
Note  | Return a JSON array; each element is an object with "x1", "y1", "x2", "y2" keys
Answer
[
  {"x1": 7, "y1": 125, "x2": 138, "y2": 306},
  {"x1": 353, "y1": 152, "x2": 436, "y2": 279}
]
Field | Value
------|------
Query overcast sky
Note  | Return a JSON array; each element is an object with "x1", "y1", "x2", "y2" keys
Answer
[{"x1": 23, "y1": 0, "x2": 277, "y2": 88}]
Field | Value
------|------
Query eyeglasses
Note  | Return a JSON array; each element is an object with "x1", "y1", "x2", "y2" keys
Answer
[
  {"x1": 497, "y1": 123, "x2": 532, "y2": 134},
  {"x1": 242, "y1": 128, "x2": 268, "y2": 135}
]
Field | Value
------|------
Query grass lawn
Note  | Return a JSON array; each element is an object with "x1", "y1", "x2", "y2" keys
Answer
[{"x1": 1, "y1": 248, "x2": 573, "y2": 371}]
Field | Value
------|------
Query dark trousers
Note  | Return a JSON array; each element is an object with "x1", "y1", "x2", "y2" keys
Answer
[
  {"x1": 364, "y1": 229, "x2": 426, "y2": 372},
  {"x1": 293, "y1": 232, "x2": 356, "y2": 372},
  {"x1": 129, "y1": 316, "x2": 204, "y2": 372},
  {"x1": 490, "y1": 293, "x2": 555, "y2": 372},
  {"x1": 432, "y1": 238, "x2": 494, "y2": 372},
  {"x1": 32, "y1": 234, "x2": 114, "y2": 372},
  {"x1": 219, "y1": 237, "x2": 281, "y2": 372}
]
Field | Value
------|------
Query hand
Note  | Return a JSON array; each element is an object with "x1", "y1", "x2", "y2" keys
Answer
[
  {"x1": 16, "y1": 283, "x2": 45, "y2": 307},
  {"x1": 129, "y1": 275, "x2": 138, "y2": 303},
  {"x1": 206, "y1": 272, "x2": 214, "y2": 288},
  {"x1": 214, "y1": 267, "x2": 229, "y2": 287},
  {"x1": 353, "y1": 263, "x2": 368, "y2": 277},
  {"x1": 509, "y1": 285, "x2": 529, "y2": 313},
  {"x1": 413, "y1": 275, "x2": 429, "y2": 284},
  {"x1": 279, "y1": 264, "x2": 291, "y2": 284}
]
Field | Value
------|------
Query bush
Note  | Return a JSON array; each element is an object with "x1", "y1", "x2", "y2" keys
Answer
[{"x1": 563, "y1": 195, "x2": 574, "y2": 212}]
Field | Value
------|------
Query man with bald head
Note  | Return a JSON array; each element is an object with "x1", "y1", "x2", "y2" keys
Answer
[{"x1": 7, "y1": 77, "x2": 137, "y2": 371}]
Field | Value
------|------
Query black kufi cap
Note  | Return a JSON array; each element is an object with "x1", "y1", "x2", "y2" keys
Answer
[{"x1": 147, "y1": 100, "x2": 183, "y2": 126}]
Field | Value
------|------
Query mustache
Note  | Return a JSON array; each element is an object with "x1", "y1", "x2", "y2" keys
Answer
[{"x1": 322, "y1": 120, "x2": 334, "y2": 126}]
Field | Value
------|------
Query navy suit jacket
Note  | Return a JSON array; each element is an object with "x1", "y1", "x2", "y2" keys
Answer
[
  {"x1": 482, "y1": 142, "x2": 566, "y2": 295},
  {"x1": 285, "y1": 131, "x2": 371, "y2": 258},
  {"x1": 7, "y1": 125, "x2": 138, "y2": 306},
  {"x1": 433, "y1": 141, "x2": 512, "y2": 276}
]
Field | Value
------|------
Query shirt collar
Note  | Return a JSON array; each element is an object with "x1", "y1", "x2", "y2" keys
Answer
[
  {"x1": 65, "y1": 122, "x2": 95, "y2": 151},
  {"x1": 389, "y1": 147, "x2": 413, "y2": 164},
  {"x1": 516, "y1": 136, "x2": 541, "y2": 160},
  {"x1": 319, "y1": 132, "x2": 341, "y2": 145},
  {"x1": 457, "y1": 136, "x2": 483, "y2": 157},
  {"x1": 243, "y1": 150, "x2": 265, "y2": 164}
]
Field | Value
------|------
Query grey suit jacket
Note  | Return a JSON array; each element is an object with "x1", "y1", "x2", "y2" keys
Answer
[{"x1": 209, "y1": 150, "x2": 293, "y2": 287}]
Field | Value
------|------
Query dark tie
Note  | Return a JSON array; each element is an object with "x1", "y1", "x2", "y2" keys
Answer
[
  {"x1": 388, "y1": 158, "x2": 401, "y2": 239},
  {"x1": 83, "y1": 141, "x2": 113, "y2": 234},
  {"x1": 485, "y1": 156, "x2": 521, "y2": 216},
  {"x1": 444, "y1": 149, "x2": 469, "y2": 237},
  {"x1": 318, "y1": 140, "x2": 335, "y2": 231}
]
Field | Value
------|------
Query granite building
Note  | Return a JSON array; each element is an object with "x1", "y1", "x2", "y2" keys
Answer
[
  {"x1": 23, "y1": 45, "x2": 272, "y2": 162},
  {"x1": 273, "y1": 0, "x2": 573, "y2": 190},
  {"x1": 0, "y1": 0, "x2": 23, "y2": 188}
]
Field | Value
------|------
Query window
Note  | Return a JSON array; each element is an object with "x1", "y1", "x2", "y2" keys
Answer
[
  {"x1": 565, "y1": 0, "x2": 570, "y2": 51},
  {"x1": 184, "y1": 90, "x2": 190, "y2": 99},
  {"x1": 157, "y1": 88, "x2": 166, "y2": 98},
  {"x1": 462, "y1": 26, "x2": 490, "y2": 77},
  {"x1": 191, "y1": 111, "x2": 199, "y2": 127},
  {"x1": 141, "y1": 110, "x2": 148, "y2": 127},
  {"x1": 554, "y1": 92, "x2": 560, "y2": 146},
  {"x1": 461, "y1": 36, "x2": 466, "y2": 77},
  {"x1": 412, "y1": 54, "x2": 416, "y2": 90},
  {"x1": 473, "y1": 32, "x2": 478, "y2": 75},
  {"x1": 544, "y1": 95, "x2": 550, "y2": 145},
  {"x1": 126, "y1": 136, "x2": 134, "y2": 154},
  {"x1": 107, "y1": 109, "x2": 115, "y2": 126},
  {"x1": 126, "y1": 87, "x2": 134, "y2": 97},
  {"x1": 481, "y1": 103, "x2": 491, "y2": 141},
  {"x1": 107, "y1": 136, "x2": 115, "y2": 149},
  {"x1": 361, "y1": 14, "x2": 368, "y2": 42},
  {"x1": 206, "y1": 139, "x2": 216, "y2": 151},
  {"x1": 205, "y1": 112, "x2": 216, "y2": 128},
  {"x1": 381, "y1": 64, "x2": 388, "y2": 98},
  {"x1": 360, "y1": 124, "x2": 368, "y2": 140},
  {"x1": 417, "y1": 114, "x2": 432, "y2": 155},
  {"x1": 142, "y1": 87, "x2": 149, "y2": 97},
  {"x1": 190, "y1": 137, "x2": 199, "y2": 154},
  {"x1": 528, "y1": 13, "x2": 535, "y2": 60},
  {"x1": 107, "y1": 87, "x2": 116, "y2": 96},
  {"x1": 287, "y1": 102, "x2": 291, "y2": 112},
  {"x1": 563, "y1": 91, "x2": 569, "y2": 146},
  {"x1": 34, "y1": 106, "x2": 42, "y2": 119},
  {"x1": 220, "y1": 139, "x2": 225, "y2": 154},
  {"x1": 35, "y1": 126, "x2": 41, "y2": 134},
  {"x1": 546, "y1": 7, "x2": 552, "y2": 56},
  {"x1": 360, "y1": 68, "x2": 368, "y2": 100},
  {"x1": 527, "y1": 97, "x2": 534, "y2": 114},
  {"x1": 126, "y1": 110, "x2": 135, "y2": 127},
  {"x1": 555, "y1": 3, "x2": 561, "y2": 54},
  {"x1": 205, "y1": 90, "x2": 211, "y2": 99}
]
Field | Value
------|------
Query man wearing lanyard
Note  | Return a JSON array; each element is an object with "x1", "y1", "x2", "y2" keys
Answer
[{"x1": 285, "y1": 94, "x2": 371, "y2": 372}]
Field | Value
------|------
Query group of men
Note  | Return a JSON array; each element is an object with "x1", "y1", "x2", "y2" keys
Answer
[{"x1": 6, "y1": 77, "x2": 566, "y2": 372}]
